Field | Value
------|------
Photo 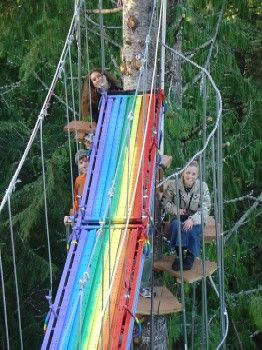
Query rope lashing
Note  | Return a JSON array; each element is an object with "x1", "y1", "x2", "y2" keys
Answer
[
  {"x1": 138, "y1": 236, "x2": 151, "y2": 257},
  {"x1": 43, "y1": 293, "x2": 57, "y2": 332},
  {"x1": 0, "y1": 249, "x2": 10, "y2": 350},
  {"x1": 124, "y1": 306, "x2": 142, "y2": 338}
]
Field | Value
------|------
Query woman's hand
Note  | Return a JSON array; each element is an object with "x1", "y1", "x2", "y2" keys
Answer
[
  {"x1": 179, "y1": 209, "x2": 186, "y2": 215},
  {"x1": 183, "y1": 218, "x2": 194, "y2": 231}
]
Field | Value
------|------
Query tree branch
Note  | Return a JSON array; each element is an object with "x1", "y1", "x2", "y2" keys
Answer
[
  {"x1": 183, "y1": 2, "x2": 225, "y2": 93},
  {"x1": 224, "y1": 192, "x2": 262, "y2": 243},
  {"x1": 225, "y1": 193, "x2": 262, "y2": 204},
  {"x1": 33, "y1": 72, "x2": 79, "y2": 117},
  {"x1": 86, "y1": 7, "x2": 122, "y2": 14}
]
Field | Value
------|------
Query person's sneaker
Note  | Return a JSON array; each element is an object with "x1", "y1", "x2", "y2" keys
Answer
[
  {"x1": 140, "y1": 288, "x2": 156, "y2": 298},
  {"x1": 183, "y1": 255, "x2": 195, "y2": 270}
]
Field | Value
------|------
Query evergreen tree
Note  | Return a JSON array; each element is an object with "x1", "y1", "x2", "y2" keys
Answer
[{"x1": 0, "y1": 0, "x2": 261, "y2": 348}]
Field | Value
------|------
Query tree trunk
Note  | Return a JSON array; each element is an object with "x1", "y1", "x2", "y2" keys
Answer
[{"x1": 121, "y1": 0, "x2": 156, "y2": 91}]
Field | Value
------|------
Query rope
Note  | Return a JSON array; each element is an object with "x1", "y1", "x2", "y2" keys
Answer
[
  {"x1": 8, "y1": 196, "x2": 23, "y2": 349},
  {"x1": 83, "y1": 1, "x2": 93, "y2": 123},
  {"x1": 175, "y1": 175, "x2": 188, "y2": 349},
  {"x1": 62, "y1": 65, "x2": 75, "y2": 212},
  {"x1": 159, "y1": 0, "x2": 167, "y2": 155},
  {"x1": 40, "y1": 120, "x2": 53, "y2": 302},
  {"x1": 0, "y1": 249, "x2": 10, "y2": 350},
  {"x1": 68, "y1": 41, "x2": 79, "y2": 156},
  {"x1": 76, "y1": 4, "x2": 82, "y2": 120},
  {"x1": 199, "y1": 156, "x2": 209, "y2": 349},
  {"x1": 208, "y1": 276, "x2": 229, "y2": 350},
  {"x1": 157, "y1": 46, "x2": 223, "y2": 187},
  {"x1": 99, "y1": 0, "x2": 106, "y2": 72},
  {"x1": 124, "y1": 306, "x2": 142, "y2": 338},
  {"x1": 0, "y1": 0, "x2": 84, "y2": 214}
]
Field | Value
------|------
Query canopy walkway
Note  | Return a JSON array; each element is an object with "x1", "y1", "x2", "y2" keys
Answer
[{"x1": 0, "y1": 1, "x2": 228, "y2": 349}]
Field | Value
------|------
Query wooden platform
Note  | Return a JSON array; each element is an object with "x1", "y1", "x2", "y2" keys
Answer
[
  {"x1": 63, "y1": 121, "x2": 96, "y2": 140},
  {"x1": 204, "y1": 216, "x2": 217, "y2": 242},
  {"x1": 154, "y1": 256, "x2": 217, "y2": 284},
  {"x1": 136, "y1": 286, "x2": 182, "y2": 316}
]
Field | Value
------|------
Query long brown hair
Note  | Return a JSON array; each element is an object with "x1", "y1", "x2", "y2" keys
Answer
[{"x1": 81, "y1": 68, "x2": 121, "y2": 121}]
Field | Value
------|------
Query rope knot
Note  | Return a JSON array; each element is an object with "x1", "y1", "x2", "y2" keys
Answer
[
  {"x1": 97, "y1": 222, "x2": 105, "y2": 236},
  {"x1": 39, "y1": 108, "x2": 47, "y2": 121},
  {"x1": 108, "y1": 187, "x2": 115, "y2": 198},
  {"x1": 58, "y1": 61, "x2": 65, "y2": 79},
  {"x1": 128, "y1": 111, "x2": 134, "y2": 121},
  {"x1": 145, "y1": 34, "x2": 151, "y2": 45}
]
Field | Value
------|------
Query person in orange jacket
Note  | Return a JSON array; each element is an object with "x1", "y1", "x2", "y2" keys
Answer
[{"x1": 64, "y1": 149, "x2": 89, "y2": 224}]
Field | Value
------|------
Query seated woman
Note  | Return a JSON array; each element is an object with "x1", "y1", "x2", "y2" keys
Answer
[
  {"x1": 81, "y1": 68, "x2": 121, "y2": 123},
  {"x1": 161, "y1": 161, "x2": 211, "y2": 271}
]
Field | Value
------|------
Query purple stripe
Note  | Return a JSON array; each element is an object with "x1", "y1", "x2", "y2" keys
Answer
[
  {"x1": 48, "y1": 229, "x2": 88, "y2": 349},
  {"x1": 75, "y1": 94, "x2": 108, "y2": 229},
  {"x1": 41, "y1": 228, "x2": 80, "y2": 349},
  {"x1": 84, "y1": 97, "x2": 114, "y2": 218}
]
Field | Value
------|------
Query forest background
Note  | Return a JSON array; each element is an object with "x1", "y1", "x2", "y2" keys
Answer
[{"x1": 0, "y1": 0, "x2": 261, "y2": 349}]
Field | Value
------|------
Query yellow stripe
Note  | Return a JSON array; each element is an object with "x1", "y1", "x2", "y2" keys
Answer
[
  {"x1": 83, "y1": 228, "x2": 122, "y2": 349},
  {"x1": 115, "y1": 96, "x2": 142, "y2": 218}
]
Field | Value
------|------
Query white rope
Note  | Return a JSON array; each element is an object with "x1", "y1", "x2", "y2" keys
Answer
[
  {"x1": 159, "y1": 0, "x2": 167, "y2": 155},
  {"x1": 62, "y1": 66, "x2": 75, "y2": 210},
  {"x1": 8, "y1": 196, "x2": 23, "y2": 349},
  {"x1": 157, "y1": 46, "x2": 223, "y2": 187},
  {"x1": 0, "y1": 0, "x2": 85, "y2": 214},
  {"x1": 68, "y1": 42, "x2": 80, "y2": 157},
  {"x1": 209, "y1": 276, "x2": 229, "y2": 349},
  {"x1": 40, "y1": 120, "x2": 53, "y2": 298},
  {"x1": 0, "y1": 249, "x2": 10, "y2": 350}
]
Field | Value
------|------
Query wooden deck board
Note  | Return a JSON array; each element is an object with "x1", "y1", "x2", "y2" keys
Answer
[
  {"x1": 154, "y1": 256, "x2": 217, "y2": 283},
  {"x1": 136, "y1": 286, "x2": 182, "y2": 315}
]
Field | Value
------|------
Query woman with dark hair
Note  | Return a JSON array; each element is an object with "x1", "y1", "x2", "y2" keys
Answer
[{"x1": 81, "y1": 68, "x2": 121, "y2": 123}]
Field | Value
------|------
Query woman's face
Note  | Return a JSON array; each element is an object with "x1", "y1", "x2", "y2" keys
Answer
[
  {"x1": 183, "y1": 166, "x2": 199, "y2": 188},
  {"x1": 90, "y1": 71, "x2": 109, "y2": 90}
]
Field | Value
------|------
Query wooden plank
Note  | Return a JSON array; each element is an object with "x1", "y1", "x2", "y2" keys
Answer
[
  {"x1": 154, "y1": 256, "x2": 217, "y2": 284},
  {"x1": 136, "y1": 286, "x2": 182, "y2": 316},
  {"x1": 204, "y1": 216, "x2": 216, "y2": 242},
  {"x1": 63, "y1": 120, "x2": 96, "y2": 139}
]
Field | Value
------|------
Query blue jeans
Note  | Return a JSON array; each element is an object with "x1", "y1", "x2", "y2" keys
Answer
[{"x1": 170, "y1": 219, "x2": 202, "y2": 257}]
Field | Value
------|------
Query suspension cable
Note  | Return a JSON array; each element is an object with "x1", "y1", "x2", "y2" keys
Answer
[
  {"x1": 199, "y1": 155, "x2": 209, "y2": 349},
  {"x1": 175, "y1": 175, "x2": 188, "y2": 349},
  {"x1": 157, "y1": 46, "x2": 223, "y2": 187},
  {"x1": 68, "y1": 41, "x2": 80, "y2": 156},
  {"x1": 0, "y1": 0, "x2": 84, "y2": 214},
  {"x1": 99, "y1": 0, "x2": 106, "y2": 72},
  {"x1": 40, "y1": 120, "x2": 53, "y2": 301},
  {"x1": 83, "y1": 0, "x2": 93, "y2": 124},
  {"x1": 8, "y1": 196, "x2": 23, "y2": 349},
  {"x1": 0, "y1": 248, "x2": 10, "y2": 350},
  {"x1": 62, "y1": 65, "x2": 75, "y2": 211}
]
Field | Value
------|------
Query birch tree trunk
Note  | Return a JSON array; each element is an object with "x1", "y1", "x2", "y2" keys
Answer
[{"x1": 121, "y1": 0, "x2": 156, "y2": 91}]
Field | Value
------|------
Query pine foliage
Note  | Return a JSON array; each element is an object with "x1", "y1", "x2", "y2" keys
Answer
[{"x1": 0, "y1": 0, "x2": 261, "y2": 348}]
